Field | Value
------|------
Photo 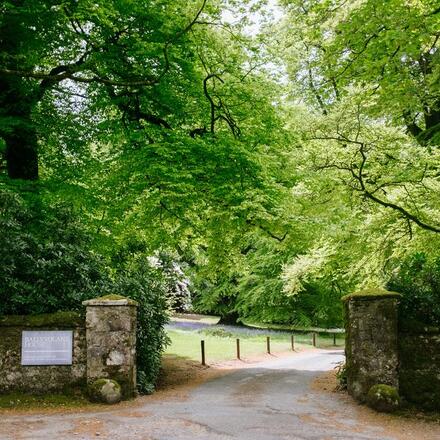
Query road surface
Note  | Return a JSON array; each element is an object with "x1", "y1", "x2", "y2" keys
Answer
[{"x1": 0, "y1": 350, "x2": 410, "y2": 439}]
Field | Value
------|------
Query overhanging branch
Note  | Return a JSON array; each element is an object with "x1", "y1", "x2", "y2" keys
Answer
[{"x1": 313, "y1": 135, "x2": 440, "y2": 234}]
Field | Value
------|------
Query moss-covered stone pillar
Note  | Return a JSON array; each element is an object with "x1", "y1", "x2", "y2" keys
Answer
[
  {"x1": 83, "y1": 295, "x2": 138, "y2": 399},
  {"x1": 342, "y1": 289, "x2": 400, "y2": 402}
]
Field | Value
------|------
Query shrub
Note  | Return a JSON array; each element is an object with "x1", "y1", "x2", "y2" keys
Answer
[
  {"x1": 0, "y1": 185, "x2": 170, "y2": 395},
  {"x1": 147, "y1": 252, "x2": 192, "y2": 313},
  {"x1": 387, "y1": 253, "x2": 440, "y2": 327},
  {"x1": 335, "y1": 362, "x2": 347, "y2": 390},
  {"x1": 199, "y1": 327, "x2": 234, "y2": 338},
  {"x1": 0, "y1": 186, "x2": 109, "y2": 315},
  {"x1": 111, "y1": 256, "x2": 170, "y2": 394}
]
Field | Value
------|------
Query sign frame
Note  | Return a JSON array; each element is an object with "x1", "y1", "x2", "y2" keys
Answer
[{"x1": 21, "y1": 330, "x2": 74, "y2": 366}]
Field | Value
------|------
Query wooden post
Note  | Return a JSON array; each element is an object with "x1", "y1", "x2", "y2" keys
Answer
[
  {"x1": 266, "y1": 336, "x2": 271, "y2": 354},
  {"x1": 201, "y1": 340, "x2": 206, "y2": 366},
  {"x1": 291, "y1": 334, "x2": 295, "y2": 351},
  {"x1": 236, "y1": 338, "x2": 240, "y2": 360},
  {"x1": 312, "y1": 332, "x2": 316, "y2": 347},
  {"x1": 333, "y1": 333, "x2": 337, "y2": 346}
]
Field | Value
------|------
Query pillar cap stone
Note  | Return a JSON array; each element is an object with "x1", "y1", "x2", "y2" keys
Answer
[
  {"x1": 342, "y1": 288, "x2": 401, "y2": 302},
  {"x1": 82, "y1": 294, "x2": 138, "y2": 307}
]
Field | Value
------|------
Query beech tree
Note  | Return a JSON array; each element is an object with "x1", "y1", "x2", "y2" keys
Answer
[
  {"x1": 0, "y1": 0, "x2": 226, "y2": 179},
  {"x1": 280, "y1": 0, "x2": 440, "y2": 145},
  {"x1": 2, "y1": 0, "x2": 440, "y2": 330},
  {"x1": 271, "y1": 0, "x2": 440, "y2": 304}
]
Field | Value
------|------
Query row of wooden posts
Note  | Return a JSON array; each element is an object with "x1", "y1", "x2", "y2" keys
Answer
[{"x1": 200, "y1": 332, "x2": 339, "y2": 366}]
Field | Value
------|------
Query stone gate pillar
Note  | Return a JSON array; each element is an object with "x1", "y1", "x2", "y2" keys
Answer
[
  {"x1": 342, "y1": 289, "x2": 400, "y2": 402},
  {"x1": 83, "y1": 295, "x2": 138, "y2": 399}
]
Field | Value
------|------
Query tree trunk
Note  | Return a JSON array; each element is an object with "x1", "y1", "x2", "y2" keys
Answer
[
  {"x1": 4, "y1": 125, "x2": 39, "y2": 180},
  {"x1": 0, "y1": 75, "x2": 39, "y2": 180},
  {"x1": 0, "y1": 3, "x2": 39, "y2": 180}
]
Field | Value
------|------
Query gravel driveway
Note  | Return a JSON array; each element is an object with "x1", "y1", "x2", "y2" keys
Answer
[{"x1": 0, "y1": 350, "x2": 434, "y2": 440}]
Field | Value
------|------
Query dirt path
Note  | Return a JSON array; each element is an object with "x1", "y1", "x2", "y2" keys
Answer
[{"x1": 1, "y1": 350, "x2": 439, "y2": 440}]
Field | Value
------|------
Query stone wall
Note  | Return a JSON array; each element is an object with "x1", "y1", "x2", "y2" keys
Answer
[
  {"x1": 399, "y1": 326, "x2": 440, "y2": 410},
  {"x1": 0, "y1": 312, "x2": 86, "y2": 393},
  {"x1": 344, "y1": 289, "x2": 440, "y2": 410},
  {"x1": 0, "y1": 295, "x2": 138, "y2": 398},
  {"x1": 343, "y1": 289, "x2": 400, "y2": 402}
]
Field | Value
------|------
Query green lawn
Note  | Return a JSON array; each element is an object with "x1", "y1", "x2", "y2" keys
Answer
[{"x1": 165, "y1": 328, "x2": 344, "y2": 363}]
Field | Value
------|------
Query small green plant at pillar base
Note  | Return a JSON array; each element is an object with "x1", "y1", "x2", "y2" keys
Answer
[{"x1": 335, "y1": 362, "x2": 347, "y2": 390}]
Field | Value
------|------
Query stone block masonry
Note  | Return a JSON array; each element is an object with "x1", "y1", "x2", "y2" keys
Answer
[
  {"x1": 344, "y1": 288, "x2": 440, "y2": 410},
  {"x1": 343, "y1": 289, "x2": 400, "y2": 402},
  {"x1": 0, "y1": 295, "x2": 138, "y2": 399},
  {"x1": 83, "y1": 296, "x2": 138, "y2": 399},
  {"x1": 399, "y1": 326, "x2": 440, "y2": 410},
  {"x1": 0, "y1": 312, "x2": 86, "y2": 393}
]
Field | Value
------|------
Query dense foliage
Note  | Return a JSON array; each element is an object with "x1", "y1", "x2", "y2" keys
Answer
[
  {"x1": 274, "y1": 0, "x2": 440, "y2": 325},
  {"x1": 0, "y1": 183, "x2": 170, "y2": 392},
  {"x1": 0, "y1": 184, "x2": 108, "y2": 315},
  {"x1": 388, "y1": 253, "x2": 440, "y2": 328},
  {"x1": 1, "y1": 0, "x2": 440, "y2": 371}
]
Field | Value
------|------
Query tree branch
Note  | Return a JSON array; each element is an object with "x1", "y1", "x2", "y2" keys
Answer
[
  {"x1": 0, "y1": 68, "x2": 159, "y2": 87},
  {"x1": 307, "y1": 67, "x2": 327, "y2": 115},
  {"x1": 1, "y1": 1, "x2": 208, "y2": 89},
  {"x1": 314, "y1": 136, "x2": 440, "y2": 233}
]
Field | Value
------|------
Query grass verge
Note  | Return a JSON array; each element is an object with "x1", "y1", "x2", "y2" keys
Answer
[{"x1": 165, "y1": 327, "x2": 344, "y2": 363}]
